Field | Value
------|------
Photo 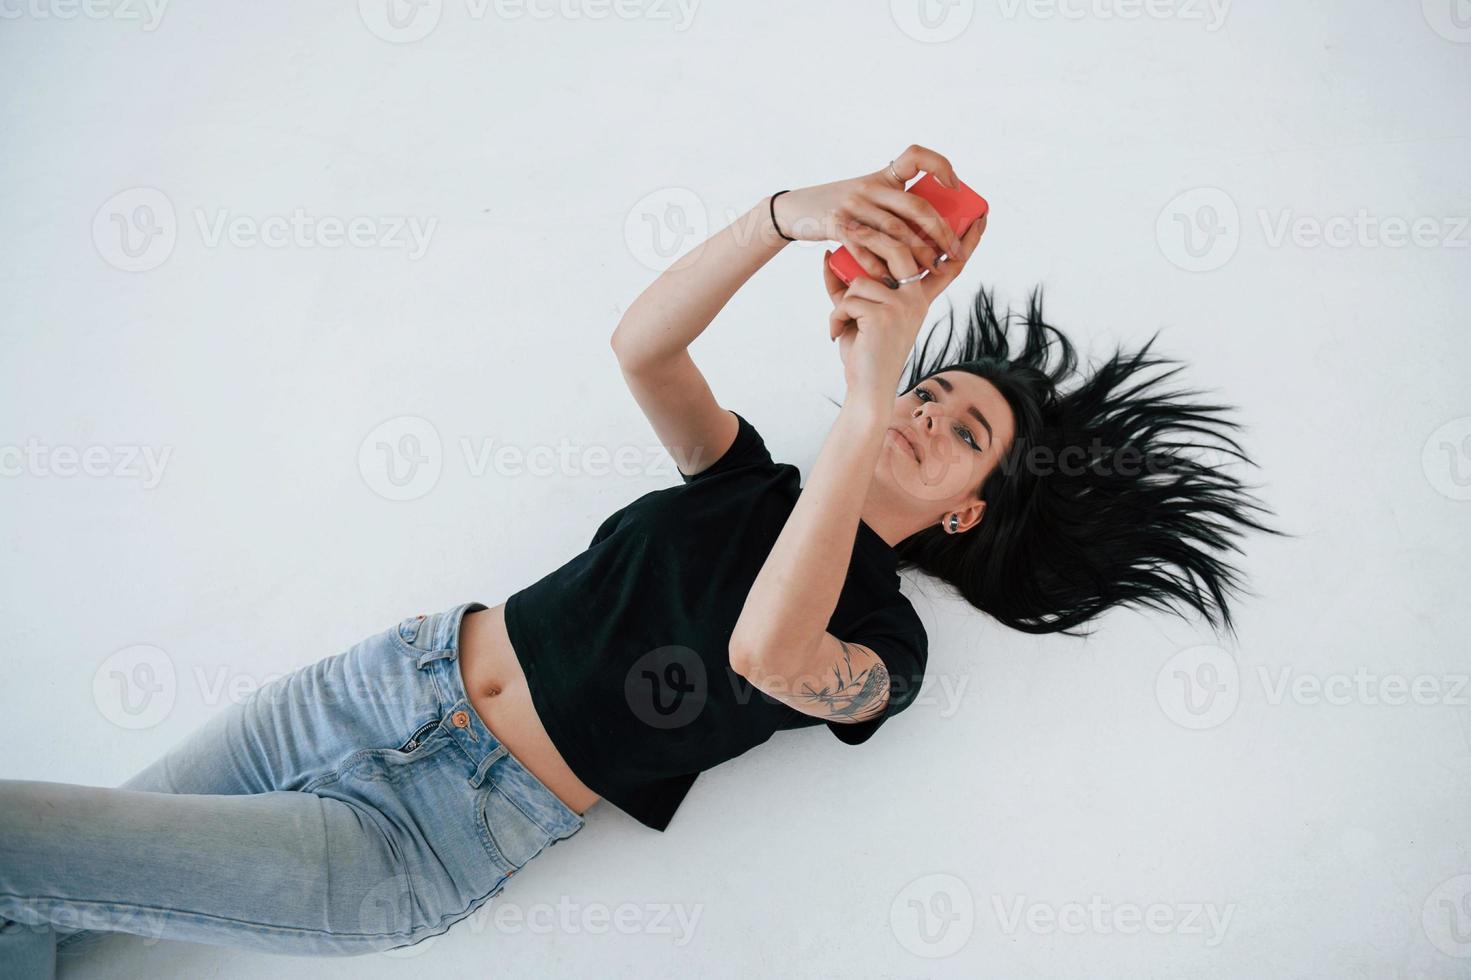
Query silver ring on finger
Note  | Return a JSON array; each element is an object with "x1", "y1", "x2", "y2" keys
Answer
[
  {"x1": 886, "y1": 160, "x2": 903, "y2": 185},
  {"x1": 893, "y1": 269, "x2": 927, "y2": 285}
]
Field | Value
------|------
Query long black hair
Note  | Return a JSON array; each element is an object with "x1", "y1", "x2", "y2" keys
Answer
[{"x1": 870, "y1": 283, "x2": 1288, "y2": 640}]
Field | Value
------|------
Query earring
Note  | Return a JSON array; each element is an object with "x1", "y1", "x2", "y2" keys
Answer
[{"x1": 948, "y1": 514, "x2": 958, "y2": 533}]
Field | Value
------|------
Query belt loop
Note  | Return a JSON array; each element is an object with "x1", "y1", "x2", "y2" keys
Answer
[
  {"x1": 416, "y1": 648, "x2": 453, "y2": 670},
  {"x1": 469, "y1": 744, "x2": 508, "y2": 788}
]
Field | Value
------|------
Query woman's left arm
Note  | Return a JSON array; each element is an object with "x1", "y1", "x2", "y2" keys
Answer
[
  {"x1": 728, "y1": 168, "x2": 986, "y2": 723},
  {"x1": 727, "y1": 390, "x2": 896, "y2": 721}
]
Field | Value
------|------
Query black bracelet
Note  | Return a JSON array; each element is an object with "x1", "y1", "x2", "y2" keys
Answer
[{"x1": 769, "y1": 189, "x2": 796, "y2": 242}]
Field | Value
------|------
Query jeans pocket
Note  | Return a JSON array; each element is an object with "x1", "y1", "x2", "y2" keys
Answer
[{"x1": 478, "y1": 779, "x2": 554, "y2": 876}]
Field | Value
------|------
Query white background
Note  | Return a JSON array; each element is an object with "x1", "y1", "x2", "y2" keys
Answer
[{"x1": 2, "y1": 1, "x2": 1469, "y2": 977}]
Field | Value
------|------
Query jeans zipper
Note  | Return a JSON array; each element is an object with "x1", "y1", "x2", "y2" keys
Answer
[{"x1": 397, "y1": 718, "x2": 442, "y2": 753}]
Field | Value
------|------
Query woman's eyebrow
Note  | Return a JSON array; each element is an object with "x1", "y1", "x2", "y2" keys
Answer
[{"x1": 931, "y1": 374, "x2": 994, "y2": 442}]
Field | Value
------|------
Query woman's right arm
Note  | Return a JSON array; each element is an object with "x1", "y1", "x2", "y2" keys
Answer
[
  {"x1": 611, "y1": 147, "x2": 962, "y2": 476},
  {"x1": 611, "y1": 197, "x2": 791, "y2": 369},
  {"x1": 610, "y1": 197, "x2": 791, "y2": 478}
]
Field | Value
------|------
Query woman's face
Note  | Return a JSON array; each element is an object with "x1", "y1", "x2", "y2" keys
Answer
[{"x1": 875, "y1": 370, "x2": 1016, "y2": 526}]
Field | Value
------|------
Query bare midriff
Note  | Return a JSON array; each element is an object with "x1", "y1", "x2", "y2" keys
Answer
[{"x1": 457, "y1": 603, "x2": 602, "y2": 816}]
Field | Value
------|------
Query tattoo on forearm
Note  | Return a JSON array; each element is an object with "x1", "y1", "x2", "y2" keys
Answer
[{"x1": 800, "y1": 640, "x2": 889, "y2": 722}]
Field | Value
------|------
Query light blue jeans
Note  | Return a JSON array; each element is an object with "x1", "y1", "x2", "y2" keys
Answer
[{"x1": 0, "y1": 601, "x2": 587, "y2": 976}]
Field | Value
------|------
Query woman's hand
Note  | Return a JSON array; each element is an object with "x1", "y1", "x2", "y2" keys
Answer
[
  {"x1": 772, "y1": 144, "x2": 967, "y2": 284},
  {"x1": 823, "y1": 213, "x2": 986, "y2": 398}
]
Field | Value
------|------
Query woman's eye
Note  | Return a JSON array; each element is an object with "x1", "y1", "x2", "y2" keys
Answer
[{"x1": 917, "y1": 386, "x2": 981, "y2": 451}]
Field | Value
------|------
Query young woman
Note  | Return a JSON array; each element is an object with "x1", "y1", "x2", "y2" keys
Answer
[{"x1": 0, "y1": 145, "x2": 1280, "y2": 972}]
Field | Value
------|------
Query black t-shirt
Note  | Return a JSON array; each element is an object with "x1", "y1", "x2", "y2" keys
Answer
[{"x1": 503, "y1": 410, "x2": 929, "y2": 832}]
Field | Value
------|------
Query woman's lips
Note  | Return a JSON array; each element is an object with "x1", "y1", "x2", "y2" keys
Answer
[{"x1": 890, "y1": 426, "x2": 921, "y2": 463}]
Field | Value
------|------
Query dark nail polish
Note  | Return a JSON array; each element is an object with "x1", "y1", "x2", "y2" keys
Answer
[{"x1": 883, "y1": 276, "x2": 899, "y2": 289}]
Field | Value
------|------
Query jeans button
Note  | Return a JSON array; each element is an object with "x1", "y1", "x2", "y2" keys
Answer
[{"x1": 451, "y1": 710, "x2": 470, "y2": 728}]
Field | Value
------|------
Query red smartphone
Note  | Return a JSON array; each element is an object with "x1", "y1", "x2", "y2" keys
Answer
[{"x1": 827, "y1": 172, "x2": 989, "y2": 286}]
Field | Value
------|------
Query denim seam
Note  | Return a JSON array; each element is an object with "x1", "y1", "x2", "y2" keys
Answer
[
  {"x1": 48, "y1": 873, "x2": 521, "y2": 951},
  {"x1": 0, "y1": 891, "x2": 423, "y2": 946}
]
